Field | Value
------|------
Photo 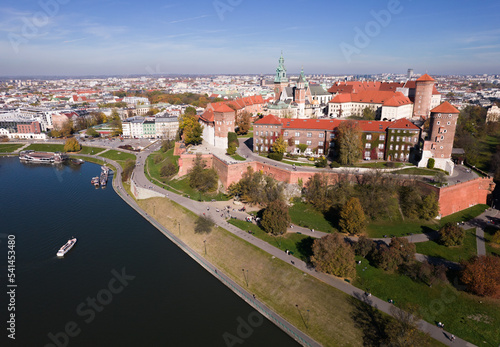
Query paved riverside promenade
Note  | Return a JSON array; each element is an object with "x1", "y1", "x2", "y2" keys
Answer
[{"x1": 80, "y1": 143, "x2": 478, "y2": 347}]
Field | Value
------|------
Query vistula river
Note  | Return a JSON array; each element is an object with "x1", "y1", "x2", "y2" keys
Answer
[{"x1": 0, "y1": 157, "x2": 298, "y2": 346}]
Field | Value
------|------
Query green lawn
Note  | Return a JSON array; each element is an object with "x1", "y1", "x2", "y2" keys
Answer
[
  {"x1": 282, "y1": 159, "x2": 316, "y2": 167},
  {"x1": 167, "y1": 176, "x2": 230, "y2": 201},
  {"x1": 79, "y1": 146, "x2": 106, "y2": 155},
  {"x1": 354, "y1": 162, "x2": 407, "y2": 169},
  {"x1": 25, "y1": 143, "x2": 65, "y2": 152},
  {"x1": 354, "y1": 257, "x2": 500, "y2": 346},
  {"x1": 366, "y1": 204, "x2": 488, "y2": 238},
  {"x1": 99, "y1": 149, "x2": 136, "y2": 162},
  {"x1": 289, "y1": 201, "x2": 337, "y2": 232},
  {"x1": 228, "y1": 219, "x2": 314, "y2": 261},
  {"x1": 484, "y1": 225, "x2": 500, "y2": 257},
  {"x1": 230, "y1": 153, "x2": 246, "y2": 161},
  {"x1": 476, "y1": 134, "x2": 500, "y2": 172},
  {"x1": 0, "y1": 143, "x2": 24, "y2": 153},
  {"x1": 415, "y1": 228, "x2": 477, "y2": 262},
  {"x1": 392, "y1": 167, "x2": 443, "y2": 176}
]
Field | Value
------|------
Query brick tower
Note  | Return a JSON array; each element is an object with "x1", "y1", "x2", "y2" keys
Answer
[
  {"x1": 295, "y1": 68, "x2": 306, "y2": 118},
  {"x1": 418, "y1": 101, "x2": 460, "y2": 174},
  {"x1": 412, "y1": 73, "x2": 435, "y2": 119},
  {"x1": 274, "y1": 52, "x2": 288, "y2": 101}
]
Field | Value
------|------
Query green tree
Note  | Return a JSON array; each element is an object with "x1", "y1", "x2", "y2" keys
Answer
[
  {"x1": 86, "y1": 127, "x2": 99, "y2": 138},
  {"x1": 419, "y1": 192, "x2": 439, "y2": 220},
  {"x1": 272, "y1": 135, "x2": 287, "y2": 155},
  {"x1": 195, "y1": 215, "x2": 214, "y2": 234},
  {"x1": 260, "y1": 199, "x2": 290, "y2": 236},
  {"x1": 180, "y1": 113, "x2": 203, "y2": 145},
  {"x1": 362, "y1": 107, "x2": 376, "y2": 120},
  {"x1": 228, "y1": 132, "x2": 239, "y2": 148},
  {"x1": 304, "y1": 174, "x2": 331, "y2": 212},
  {"x1": 438, "y1": 222, "x2": 465, "y2": 246},
  {"x1": 188, "y1": 154, "x2": 218, "y2": 192},
  {"x1": 337, "y1": 121, "x2": 361, "y2": 165},
  {"x1": 63, "y1": 138, "x2": 81, "y2": 152},
  {"x1": 427, "y1": 158, "x2": 435, "y2": 169},
  {"x1": 311, "y1": 233, "x2": 356, "y2": 278},
  {"x1": 339, "y1": 197, "x2": 366, "y2": 235},
  {"x1": 227, "y1": 167, "x2": 283, "y2": 205},
  {"x1": 297, "y1": 143, "x2": 308, "y2": 154}
]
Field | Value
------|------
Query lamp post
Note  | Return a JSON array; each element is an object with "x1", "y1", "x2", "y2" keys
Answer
[
  {"x1": 295, "y1": 304, "x2": 308, "y2": 329},
  {"x1": 242, "y1": 268, "x2": 248, "y2": 287},
  {"x1": 178, "y1": 222, "x2": 181, "y2": 236},
  {"x1": 204, "y1": 240, "x2": 206, "y2": 255}
]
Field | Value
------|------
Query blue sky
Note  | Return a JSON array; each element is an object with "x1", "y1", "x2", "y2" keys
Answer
[{"x1": 1, "y1": 0, "x2": 499, "y2": 76}]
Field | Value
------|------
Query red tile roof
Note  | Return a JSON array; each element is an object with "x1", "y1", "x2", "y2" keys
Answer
[
  {"x1": 387, "y1": 118, "x2": 420, "y2": 130},
  {"x1": 199, "y1": 109, "x2": 214, "y2": 123},
  {"x1": 431, "y1": 101, "x2": 459, "y2": 114},
  {"x1": 416, "y1": 74, "x2": 435, "y2": 82},
  {"x1": 255, "y1": 114, "x2": 282, "y2": 125},
  {"x1": 212, "y1": 103, "x2": 235, "y2": 113},
  {"x1": 383, "y1": 92, "x2": 412, "y2": 107}
]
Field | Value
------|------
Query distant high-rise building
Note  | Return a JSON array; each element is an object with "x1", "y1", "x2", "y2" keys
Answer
[{"x1": 407, "y1": 68, "x2": 414, "y2": 80}]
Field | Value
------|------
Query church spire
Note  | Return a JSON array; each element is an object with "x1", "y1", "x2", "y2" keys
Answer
[{"x1": 274, "y1": 52, "x2": 287, "y2": 83}]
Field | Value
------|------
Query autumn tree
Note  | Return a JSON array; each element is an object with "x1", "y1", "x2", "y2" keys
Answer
[
  {"x1": 272, "y1": 135, "x2": 287, "y2": 155},
  {"x1": 354, "y1": 235, "x2": 375, "y2": 258},
  {"x1": 122, "y1": 159, "x2": 136, "y2": 182},
  {"x1": 374, "y1": 237, "x2": 416, "y2": 273},
  {"x1": 362, "y1": 107, "x2": 376, "y2": 120},
  {"x1": 297, "y1": 143, "x2": 308, "y2": 154},
  {"x1": 311, "y1": 233, "x2": 356, "y2": 278},
  {"x1": 63, "y1": 138, "x2": 81, "y2": 152},
  {"x1": 86, "y1": 127, "x2": 99, "y2": 137},
  {"x1": 438, "y1": 222, "x2": 465, "y2": 246},
  {"x1": 461, "y1": 255, "x2": 500, "y2": 298},
  {"x1": 339, "y1": 197, "x2": 366, "y2": 235},
  {"x1": 179, "y1": 112, "x2": 202, "y2": 145},
  {"x1": 160, "y1": 163, "x2": 177, "y2": 178},
  {"x1": 60, "y1": 119, "x2": 74, "y2": 137},
  {"x1": 227, "y1": 167, "x2": 284, "y2": 205},
  {"x1": 236, "y1": 111, "x2": 251, "y2": 135},
  {"x1": 336, "y1": 120, "x2": 361, "y2": 165},
  {"x1": 260, "y1": 199, "x2": 290, "y2": 236}
]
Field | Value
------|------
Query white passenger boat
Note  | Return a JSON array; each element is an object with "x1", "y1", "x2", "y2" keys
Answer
[{"x1": 57, "y1": 238, "x2": 77, "y2": 257}]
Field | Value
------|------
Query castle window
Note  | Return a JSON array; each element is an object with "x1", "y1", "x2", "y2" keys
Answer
[
  {"x1": 378, "y1": 144, "x2": 384, "y2": 149},
  {"x1": 440, "y1": 146, "x2": 443, "y2": 149},
  {"x1": 391, "y1": 136, "x2": 394, "y2": 141},
  {"x1": 380, "y1": 135, "x2": 385, "y2": 140},
  {"x1": 396, "y1": 137, "x2": 400, "y2": 142},
  {"x1": 390, "y1": 145, "x2": 393, "y2": 150},
  {"x1": 447, "y1": 122, "x2": 451, "y2": 125},
  {"x1": 295, "y1": 140, "x2": 300, "y2": 145},
  {"x1": 365, "y1": 151, "x2": 370, "y2": 157},
  {"x1": 265, "y1": 131, "x2": 268, "y2": 136},
  {"x1": 319, "y1": 141, "x2": 324, "y2": 146},
  {"x1": 319, "y1": 133, "x2": 324, "y2": 138},
  {"x1": 444, "y1": 130, "x2": 447, "y2": 133},
  {"x1": 449, "y1": 114, "x2": 452, "y2": 117},
  {"x1": 366, "y1": 143, "x2": 371, "y2": 149},
  {"x1": 295, "y1": 132, "x2": 300, "y2": 137},
  {"x1": 284, "y1": 131, "x2": 288, "y2": 137},
  {"x1": 366, "y1": 134, "x2": 372, "y2": 140},
  {"x1": 441, "y1": 136, "x2": 444, "y2": 140},
  {"x1": 306, "y1": 141, "x2": 312, "y2": 146},
  {"x1": 307, "y1": 132, "x2": 312, "y2": 137},
  {"x1": 401, "y1": 145, "x2": 405, "y2": 151},
  {"x1": 437, "y1": 121, "x2": 440, "y2": 125},
  {"x1": 318, "y1": 149, "x2": 323, "y2": 154},
  {"x1": 414, "y1": 138, "x2": 418, "y2": 143},
  {"x1": 395, "y1": 145, "x2": 399, "y2": 150}
]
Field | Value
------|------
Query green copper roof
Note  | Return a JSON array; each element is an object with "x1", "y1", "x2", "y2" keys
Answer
[{"x1": 274, "y1": 52, "x2": 288, "y2": 83}]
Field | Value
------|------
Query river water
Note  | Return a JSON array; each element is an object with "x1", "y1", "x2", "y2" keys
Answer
[{"x1": 0, "y1": 157, "x2": 298, "y2": 346}]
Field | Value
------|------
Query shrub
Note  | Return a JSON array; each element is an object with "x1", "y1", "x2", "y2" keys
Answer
[
  {"x1": 268, "y1": 152, "x2": 283, "y2": 161},
  {"x1": 427, "y1": 158, "x2": 435, "y2": 169},
  {"x1": 311, "y1": 233, "x2": 356, "y2": 278},
  {"x1": 330, "y1": 161, "x2": 340, "y2": 168},
  {"x1": 228, "y1": 132, "x2": 239, "y2": 148},
  {"x1": 438, "y1": 222, "x2": 465, "y2": 246},
  {"x1": 315, "y1": 157, "x2": 327, "y2": 168},
  {"x1": 492, "y1": 230, "x2": 500, "y2": 244},
  {"x1": 160, "y1": 163, "x2": 177, "y2": 178},
  {"x1": 226, "y1": 145, "x2": 236, "y2": 155}
]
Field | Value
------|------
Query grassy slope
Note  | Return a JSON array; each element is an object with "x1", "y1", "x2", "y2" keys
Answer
[
  {"x1": 99, "y1": 149, "x2": 136, "y2": 161},
  {"x1": 354, "y1": 257, "x2": 500, "y2": 346},
  {"x1": 136, "y1": 197, "x2": 443, "y2": 347},
  {"x1": 415, "y1": 228, "x2": 477, "y2": 262},
  {"x1": 25, "y1": 143, "x2": 65, "y2": 152},
  {"x1": 0, "y1": 143, "x2": 24, "y2": 152}
]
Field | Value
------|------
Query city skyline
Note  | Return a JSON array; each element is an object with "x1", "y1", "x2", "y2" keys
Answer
[{"x1": 1, "y1": 0, "x2": 500, "y2": 76}]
